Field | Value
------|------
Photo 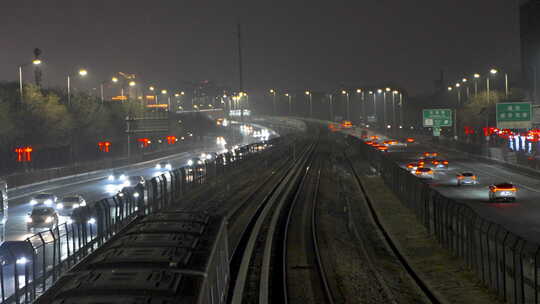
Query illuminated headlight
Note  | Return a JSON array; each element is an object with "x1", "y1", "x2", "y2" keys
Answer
[
  {"x1": 25, "y1": 217, "x2": 32, "y2": 223},
  {"x1": 187, "y1": 160, "x2": 194, "y2": 166},
  {"x1": 88, "y1": 218, "x2": 96, "y2": 225},
  {"x1": 80, "y1": 201, "x2": 86, "y2": 207},
  {"x1": 16, "y1": 257, "x2": 28, "y2": 265},
  {"x1": 201, "y1": 153, "x2": 207, "y2": 159},
  {"x1": 45, "y1": 216, "x2": 53, "y2": 223},
  {"x1": 30, "y1": 200, "x2": 37, "y2": 205},
  {"x1": 206, "y1": 154, "x2": 212, "y2": 160},
  {"x1": 56, "y1": 203, "x2": 64, "y2": 209},
  {"x1": 197, "y1": 160, "x2": 203, "y2": 165},
  {"x1": 155, "y1": 164, "x2": 161, "y2": 169},
  {"x1": 73, "y1": 203, "x2": 80, "y2": 209},
  {"x1": 44, "y1": 199, "x2": 53, "y2": 206},
  {"x1": 108, "y1": 175, "x2": 114, "y2": 181},
  {"x1": 165, "y1": 164, "x2": 172, "y2": 170},
  {"x1": 118, "y1": 192, "x2": 125, "y2": 197},
  {"x1": 119, "y1": 174, "x2": 127, "y2": 180},
  {"x1": 133, "y1": 192, "x2": 140, "y2": 198}
]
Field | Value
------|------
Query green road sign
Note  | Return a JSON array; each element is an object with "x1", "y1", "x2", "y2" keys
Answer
[
  {"x1": 496, "y1": 102, "x2": 532, "y2": 129},
  {"x1": 433, "y1": 127, "x2": 441, "y2": 137},
  {"x1": 423, "y1": 109, "x2": 452, "y2": 127}
]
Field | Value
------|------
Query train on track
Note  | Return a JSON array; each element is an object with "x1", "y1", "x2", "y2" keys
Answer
[{"x1": 34, "y1": 211, "x2": 229, "y2": 304}]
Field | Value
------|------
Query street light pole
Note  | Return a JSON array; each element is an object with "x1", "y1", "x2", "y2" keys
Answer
[
  {"x1": 19, "y1": 66, "x2": 23, "y2": 104},
  {"x1": 270, "y1": 89, "x2": 276, "y2": 115},
  {"x1": 328, "y1": 94, "x2": 334, "y2": 121},
  {"x1": 505, "y1": 73, "x2": 509, "y2": 98},
  {"x1": 67, "y1": 75, "x2": 71, "y2": 106},
  {"x1": 342, "y1": 90, "x2": 350, "y2": 120},
  {"x1": 305, "y1": 91, "x2": 312, "y2": 117}
]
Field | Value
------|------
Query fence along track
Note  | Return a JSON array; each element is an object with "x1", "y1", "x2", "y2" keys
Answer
[
  {"x1": 230, "y1": 142, "x2": 316, "y2": 304},
  {"x1": 344, "y1": 152, "x2": 441, "y2": 304}
]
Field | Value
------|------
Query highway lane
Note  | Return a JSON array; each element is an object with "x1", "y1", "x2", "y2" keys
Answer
[
  {"x1": 345, "y1": 128, "x2": 540, "y2": 244},
  {"x1": 5, "y1": 124, "x2": 276, "y2": 242}
]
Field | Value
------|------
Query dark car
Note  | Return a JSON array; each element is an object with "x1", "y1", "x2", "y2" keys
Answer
[
  {"x1": 57, "y1": 195, "x2": 86, "y2": 214},
  {"x1": 26, "y1": 206, "x2": 59, "y2": 230}
]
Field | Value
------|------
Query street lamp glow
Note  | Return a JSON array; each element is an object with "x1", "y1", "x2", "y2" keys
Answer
[
  {"x1": 356, "y1": 89, "x2": 362, "y2": 93},
  {"x1": 385, "y1": 87, "x2": 391, "y2": 92},
  {"x1": 462, "y1": 78, "x2": 468, "y2": 83},
  {"x1": 393, "y1": 90, "x2": 399, "y2": 94},
  {"x1": 285, "y1": 93, "x2": 289, "y2": 97},
  {"x1": 175, "y1": 93, "x2": 180, "y2": 97},
  {"x1": 490, "y1": 68, "x2": 498, "y2": 75},
  {"x1": 128, "y1": 81, "x2": 136, "y2": 87},
  {"x1": 149, "y1": 86, "x2": 155, "y2": 91},
  {"x1": 341, "y1": 90, "x2": 347, "y2": 95},
  {"x1": 111, "y1": 77, "x2": 118, "y2": 83},
  {"x1": 474, "y1": 73, "x2": 480, "y2": 79},
  {"x1": 455, "y1": 83, "x2": 460, "y2": 88},
  {"x1": 78, "y1": 69, "x2": 88, "y2": 76},
  {"x1": 269, "y1": 89, "x2": 275, "y2": 94},
  {"x1": 305, "y1": 91, "x2": 310, "y2": 95},
  {"x1": 369, "y1": 91, "x2": 373, "y2": 95},
  {"x1": 161, "y1": 89, "x2": 167, "y2": 94},
  {"x1": 181, "y1": 91, "x2": 185, "y2": 95},
  {"x1": 223, "y1": 94, "x2": 227, "y2": 98},
  {"x1": 32, "y1": 59, "x2": 42, "y2": 65},
  {"x1": 377, "y1": 89, "x2": 383, "y2": 94},
  {"x1": 447, "y1": 86, "x2": 453, "y2": 91}
]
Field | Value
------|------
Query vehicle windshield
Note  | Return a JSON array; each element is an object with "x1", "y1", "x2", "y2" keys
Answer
[
  {"x1": 34, "y1": 194, "x2": 52, "y2": 199},
  {"x1": 495, "y1": 183, "x2": 514, "y2": 189},
  {"x1": 62, "y1": 197, "x2": 79, "y2": 202},
  {"x1": 31, "y1": 208, "x2": 53, "y2": 216},
  {"x1": 462, "y1": 173, "x2": 474, "y2": 177},
  {"x1": 418, "y1": 168, "x2": 431, "y2": 172}
]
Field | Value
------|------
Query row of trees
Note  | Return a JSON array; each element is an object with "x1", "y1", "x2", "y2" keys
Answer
[{"x1": 0, "y1": 82, "x2": 146, "y2": 173}]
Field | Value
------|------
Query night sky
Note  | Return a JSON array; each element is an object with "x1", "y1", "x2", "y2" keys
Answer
[{"x1": 0, "y1": 0, "x2": 521, "y2": 97}]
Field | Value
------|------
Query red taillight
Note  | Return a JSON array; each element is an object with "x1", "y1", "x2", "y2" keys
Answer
[
  {"x1": 406, "y1": 138, "x2": 415, "y2": 143},
  {"x1": 457, "y1": 176, "x2": 464, "y2": 179},
  {"x1": 442, "y1": 161, "x2": 449, "y2": 165},
  {"x1": 432, "y1": 160, "x2": 439, "y2": 165}
]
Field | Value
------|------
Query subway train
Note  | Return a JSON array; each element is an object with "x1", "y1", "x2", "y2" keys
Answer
[{"x1": 34, "y1": 211, "x2": 229, "y2": 304}]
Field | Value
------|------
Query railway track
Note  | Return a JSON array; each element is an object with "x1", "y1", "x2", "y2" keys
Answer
[
  {"x1": 281, "y1": 156, "x2": 335, "y2": 304},
  {"x1": 230, "y1": 140, "x2": 318, "y2": 303},
  {"x1": 344, "y1": 152, "x2": 441, "y2": 304}
]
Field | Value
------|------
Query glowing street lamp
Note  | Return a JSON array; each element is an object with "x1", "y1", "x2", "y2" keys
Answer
[
  {"x1": 269, "y1": 89, "x2": 277, "y2": 115},
  {"x1": 149, "y1": 86, "x2": 155, "y2": 91},
  {"x1": 128, "y1": 81, "x2": 136, "y2": 87},
  {"x1": 18, "y1": 58, "x2": 43, "y2": 104},
  {"x1": 112, "y1": 77, "x2": 118, "y2": 83},
  {"x1": 67, "y1": 68, "x2": 88, "y2": 106},
  {"x1": 305, "y1": 91, "x2": 312, "y2": 117},
  {"x1": 341, "y1": 90, "x2": 350, "y2": 120},
  {"x1": 448, "y1": 86, "x2": 453, "y2": 91},
  {"x1": 161, "y1": 89, "x2": 167, "y2": 94},
  {"x1": 285, "y1": 93, "x2": 292, "y2": 114}
]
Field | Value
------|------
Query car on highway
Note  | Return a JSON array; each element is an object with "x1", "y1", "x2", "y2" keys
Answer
[
  {"x1": 413, "y1": 167, "x2": 434, "y2": 179},
  {"x1": 122, "y1": 176, "x2": 145, "y2": 190},
  {"x1": 26, "y1": 206, "x2": 59, "y2": 230},
  {"x1": 376, "y1": 145, "x2": 389, "y2": 152},
  {"x1": 406, "y1": 137, "x2": 415, "y2": 143},
  {"x1": 187, "y1": 157, "x2": 204, "y2": 168},
  {"x1": 406, "y1": 162, "x2": 423, "y2": 172},
  {"x1": 57, "y1": 195, "x2": 87, "y2": 214},
  {"x1": 456, "y1": 172, "x2": 478, "y2": 186},
  {"x1": 107, "y1": 171, "x2": 127, "y2": 182},
  {"x1": 155, "y1": 161, "x2": 172, "y2": 170},
  {"x1": 488, "y1": 183, "x2": 517, "y2": 202},
  {"x1": 431, "y1": 159, "x2": 449, "y2": 170},
  {"x1": 421, "y1": 152, "x2": 438, "y2": 160},
  {"x1": 30, "y1": 193, "x2": 58, "y2": 207}
]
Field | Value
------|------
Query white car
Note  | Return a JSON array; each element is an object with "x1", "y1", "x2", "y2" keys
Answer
[
  {"x1": 155, "y1": 161, "x2": 172, "y2": 170},
  {"x1": 107, "y1": 172, "x2": 127, "y2": 182},
  {"x1": 413, "y1": 167, "x2": 434, "y2": 179},
  {"x1": 30, "y1": 193, "x2": 58, "y2": 207},
  {"x1": 57, "y1": 195, "x2": 87, "y2": 213},
  {"x1": 488, "y1": 183, "x2": 517, "y2": 202}
]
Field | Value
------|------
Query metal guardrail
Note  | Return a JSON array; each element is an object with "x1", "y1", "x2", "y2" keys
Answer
[
  {"x1": 0, "y1": 137, "x2": 286, "y2": 304},
  {"x1": 350, "y1": 135, "x2": 540, "y2": 304}
]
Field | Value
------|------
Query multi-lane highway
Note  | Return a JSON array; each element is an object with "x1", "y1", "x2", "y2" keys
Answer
[
  {"x1": 4, "y1": 123, "x2": 276, "y2": 243},
  {"x1": 346, "y1": 128, "x2": 540, "y2": 244}
]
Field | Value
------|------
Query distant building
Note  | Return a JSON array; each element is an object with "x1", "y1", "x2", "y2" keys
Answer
[{"x1": 520, "y1": 0, "x2": 540, "y2": 103}]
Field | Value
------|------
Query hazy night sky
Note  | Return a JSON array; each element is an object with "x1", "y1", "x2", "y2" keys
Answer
[{"x1": 0, "y1": 0, "x2": 521, "y2": 96}]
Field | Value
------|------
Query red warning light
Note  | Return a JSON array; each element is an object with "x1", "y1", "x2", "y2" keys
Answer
[
  {"x1": 166, "y1": 136, "x2": 177, "y2": 144},
  {"x1": 98, "y1": 141, "x2": 111, "y2": 152},
  {"x1": 138, "y1": 138, "x2": 151, "y2": 147},
  {"x1": 15, "y1": 146, "x2": 33, "y2": 162}
]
